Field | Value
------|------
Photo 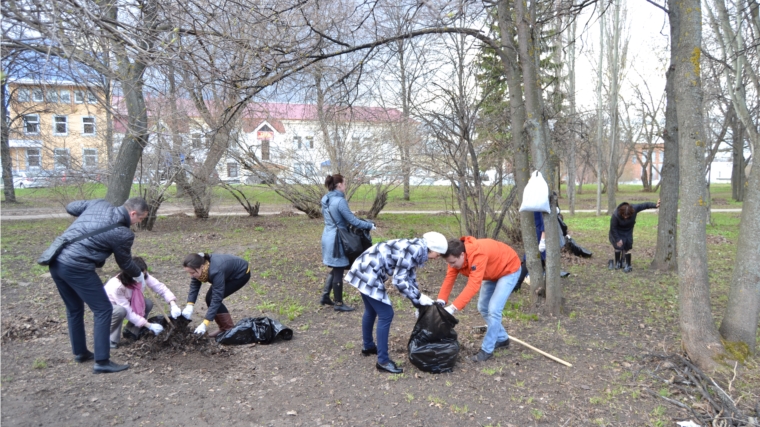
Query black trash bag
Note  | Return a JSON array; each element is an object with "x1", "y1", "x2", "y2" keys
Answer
[
  {"x1": 407, "y1": 304, "x2": 460, "y2": 373},
  {"x1": 566, "y1": 237, "x2": 593, "y2": 258},
  {"x1": 215, "y1": 317, "x2": 293, "y2": 345}
]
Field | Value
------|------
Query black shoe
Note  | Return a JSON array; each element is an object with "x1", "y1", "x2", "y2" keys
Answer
[
  {"x1": 361, "y1": 346, "x2": 378, "y2": 356},
  {"x1": 110, "y1": 341, "x2": 118, "y2": 349},
  {"x1": 93, "y1": 360, "x2": 129, "y2": 374},
  {"x1": 494, "y1": 339, "x2": 510, "y2": 350},
  {"x1": 334, "y1": 303, "x2": 355, "y2": 312},
  {"x1": 608, "y1": 259, "x2": 615, "y2": 270},
  {"x1": 376, "y1": 361, "x2": 403, "y2": 374},
  {"x1": 471, "y1": 350, "x2": 493, "y2": 362},
  {"x1": 74, "y1": 350, "x2": 94, "y2": 363}
]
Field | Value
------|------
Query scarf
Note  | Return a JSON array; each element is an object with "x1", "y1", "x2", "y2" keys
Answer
[
  {"x1": 123, "y1": 274, "x2": 146, "y2": 317},
  {"x1": 197, "y1": 261, "x2": 210, "y2": 283}
]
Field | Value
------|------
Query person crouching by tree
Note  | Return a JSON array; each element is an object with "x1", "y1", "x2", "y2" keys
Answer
[
  {"x1": 181, "y1": 252, "x2": 251, "y2": 337},
  {"x1": 608, "y1": 200, "x2": 660, "y2": 273},
  {"x1": 436, "y1": 237, "x2": 522, "y2": 363},
  {"x1": 105, "y1": 256, "x2": 181, "y2": 348},
  {"x1": 344, "y1": 232, "x2": 447, "y2": 374}
]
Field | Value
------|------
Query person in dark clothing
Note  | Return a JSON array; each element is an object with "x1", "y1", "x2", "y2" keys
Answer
[
  {"x1": 608, "y1": 200, "x2": 660, "y2": 272},
  {"x1": 45, "y1": 197, "x2": 149, "y2": 374},
  {"x1": 320, "y1": 174, "x2": 374, "y2": 312},
  {"x1": 181, "y1": 253, "x2": 251, "y2": 336}
]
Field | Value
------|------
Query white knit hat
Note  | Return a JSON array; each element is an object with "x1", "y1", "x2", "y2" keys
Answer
[{"x1": 423, "y1": 231, "x2": 448, "y2": 255}]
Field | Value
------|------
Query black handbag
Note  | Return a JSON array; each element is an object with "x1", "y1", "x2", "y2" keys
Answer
[
  {"x1": 37, "y1": 223, "x2": 122, "y2": 266},
  {"x1": 326, "y1": 200, "x2": 372, "y2": 261}
]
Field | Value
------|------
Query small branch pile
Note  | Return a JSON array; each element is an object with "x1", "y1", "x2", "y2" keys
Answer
[{"x1": 639, "y1": 353, "x2": 759, "y2": 427}]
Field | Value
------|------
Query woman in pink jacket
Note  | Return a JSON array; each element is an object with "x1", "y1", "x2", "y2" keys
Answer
[{"x1": 104, "y1": 257, "x2": 181, "y2": 348}]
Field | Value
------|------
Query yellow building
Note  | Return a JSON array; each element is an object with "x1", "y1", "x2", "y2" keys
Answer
[{"x1": 7, "y1": 79, "x2": 108, "y2": 174}]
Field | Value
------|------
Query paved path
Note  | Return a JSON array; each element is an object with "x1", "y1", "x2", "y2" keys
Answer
[{"x1": 0, "y1": 207, "x2": 743, "y2": 221}]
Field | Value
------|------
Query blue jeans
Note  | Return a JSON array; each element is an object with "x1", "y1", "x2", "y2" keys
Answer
[
  {"x1": 478, "y1": 268, "x2": 521, "y2": 353},
  {"x1": 49, "y1": 261, "x2": 113, "y2": 362},
  {"x1": 360, "y1": 293, "x2": 394, "y2": 365}
]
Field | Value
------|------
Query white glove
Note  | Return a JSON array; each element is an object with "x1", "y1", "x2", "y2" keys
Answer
[
  {"x1": 371, "y1": 224, "x2": 377, "y2": 230},
  {"x1": 146, "y1": 323, "x2": 164, "y2": 335},
  {"x1": 132, "y1": 272, "x2": 145, "y2": 287},
  {"x1": 170, "y1": 301, "x2": 181, "y2": 319},
  {"x1": 445, "y1": 304, "x2": 458, "y2": 315},
  {"x1": 182, "y1": 304, "x2": 194, "y2": 320},
  {"x1": 414, "y1": 309, "x2": 419, "y2": 319},
  {"x1": 538, "y1": 238, "x2": 546, "y2": 252},
  {"x1": 436, "y1": 299, "x2": 446, "y2": 306},
  {"x1": 418, "y1": 294, "x2": 434, "y2": 306},
  {"x1": 194, "y1": 322, "x2": 207, "y2": 335}
]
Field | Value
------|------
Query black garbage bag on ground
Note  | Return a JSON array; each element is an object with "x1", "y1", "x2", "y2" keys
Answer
[
  {"x1": 215, "y1": 317, "x2": 293, "y2": 345},
  {"x1": 407, "y1": 304, "x2": 460, "y2": 373},
  {"x1": 565, "y1": 237, "x2": 593, "y2": 258}
]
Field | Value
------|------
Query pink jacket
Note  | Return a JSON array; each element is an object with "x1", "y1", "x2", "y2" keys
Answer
[{"x1": 104, "y1": 274, "x2": 176, "y2": 327}]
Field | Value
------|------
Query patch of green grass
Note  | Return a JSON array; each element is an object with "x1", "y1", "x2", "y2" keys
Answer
[
  {"x1": 256, "y1": 301, "x2": 276, "y2": 312},
  {"x1": 277, "y1": 298, "x2": 305, "y2": 321},
  {"x1": 388, "y1": 373, "x2": 405, "y2": 381},
  {"x1": 531, "y1": 409, "x2": 543, "y2": 420},
  {"x1": 450, "y1": 404, "x2": 468, "y2": 415},
  {"x1": 481, "y1": 366, "x2": 502, "y2": 375},
  {"x1": 405, "y1": 393, "x2": 414, "y2": 403},
  {"x1": 503, "y1": 299, "x2": 539, "y2": 322},
  {"x1": 427, "y1": 395, "x2": 446, "y2": 408},
  {"x1": 32, "y1": 358, "x2": 47, "y2": 369}
]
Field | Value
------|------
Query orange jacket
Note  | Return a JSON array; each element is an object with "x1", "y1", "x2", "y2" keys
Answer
[{"x1": 437, "y1": 236, "x2": 521, "y2": 310}]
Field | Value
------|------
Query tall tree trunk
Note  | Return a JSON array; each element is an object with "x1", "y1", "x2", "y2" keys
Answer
[
  {"x1": 670, "y1": 0, "x2": 724, "y2": 371},
  {"x1": 606, "y1": 0, "x2": 621, "y2": 214},
  {"x1": 398, "y1": 40, "x2": 411, "y2": 202},
  {"x1": 651, "y1": 56, "x2": 679, "y2": 271},
  {"x1": 516, "y1": 0, "x2": 561, "y2": 315},
  {"x1": 719, "y1": 134, "x2": 760, "y2": 353},
  {"x1": 596, "y1": 5, "x2": 605, "y2": 216},
  {"x1": 566, "y1": 17, "x2": 577, "y2": 215},
  {"x1": 496, "y1": 0, "x2": 543, "y2": 303},
  {"x1": 105, "y1": 75, "x2": 148, "y2": 206},
  {"x1": 1, "y1": 79, "x2": 17, "y2": 202},
  {"x1": 731, "y1": 119, "x2": 745, "y2": 202}
]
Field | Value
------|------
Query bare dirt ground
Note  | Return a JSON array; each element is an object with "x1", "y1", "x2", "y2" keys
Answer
[{"x1": 1, "y1": 213, "x2": 758, "y2": 427}]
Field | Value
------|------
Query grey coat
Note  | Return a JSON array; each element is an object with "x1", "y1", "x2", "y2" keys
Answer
[
  {"x1": 53, "y1": 199, "x2": 141, "y2": 277},
  {"x1": 321, "y1": 190, "x2": 373, "y2": 268}
]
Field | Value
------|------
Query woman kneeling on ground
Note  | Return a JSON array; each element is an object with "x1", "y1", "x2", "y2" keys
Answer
[
  {"x1": 181, "y1": 252, "x2": 251, "y2": 337},
  {"x1": 344, "y1": 232, "x2": 447, "y2": 374},
  {"x1": 105, "y1": 256, "x2": 181, "y2": 348},
  {"x1": 608, "y1": 199, "x2": 660, "y2": 273}
]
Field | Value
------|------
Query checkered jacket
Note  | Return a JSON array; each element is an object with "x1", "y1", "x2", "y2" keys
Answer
[{"x1": 345, "y1": 238, "x2": 428, "y2": 306}]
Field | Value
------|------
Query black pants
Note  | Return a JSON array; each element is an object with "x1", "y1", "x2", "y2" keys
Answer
[
  {"x1": 330, "y1": 267, "x2": 345, "y2": 283},
  {"x1": 49, "y1": 261, "x2": 112, "y2": 362},
  {"x1": 204, "y1": 272, "x2": 251, "y2": 315}
]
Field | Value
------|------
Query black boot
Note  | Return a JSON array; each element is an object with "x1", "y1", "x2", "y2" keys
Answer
[
  {"x1": 319, "y1": 274, "x2": 334, "y2": 306},
  {"x1": 623, "y1": 253, "x2": 633, "y2": 273},
  {"x1": 608, "y1": 251, "x2": 622, "y2": 270},
  {"x1": 332, "y1": 282, "x2": 355, "y2": 312}
]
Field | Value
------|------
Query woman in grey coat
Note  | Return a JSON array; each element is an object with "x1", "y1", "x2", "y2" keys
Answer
[{"x1": 320, "y1": 174, "x2": 374, "y2": 312}]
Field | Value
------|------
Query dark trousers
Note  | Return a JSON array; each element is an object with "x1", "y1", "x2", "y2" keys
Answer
[
  {"x1": 204, "y1": 272, "x2": 251, "y2": 315},
  {"x1": 360, "y1": 293, "x2": 394, "y2": 365},
  {"x1": 49, "y1": 261, "x2": 112, "y2": 362}
]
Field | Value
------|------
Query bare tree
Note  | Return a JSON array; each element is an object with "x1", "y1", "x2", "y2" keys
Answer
[{"x1": 670, "y1": 0, "x2": 726, "y2": 371}]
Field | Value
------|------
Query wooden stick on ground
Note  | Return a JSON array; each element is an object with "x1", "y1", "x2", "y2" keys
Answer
[
  {"x1": 147, "y1": 289, "x2": 173, "y2": 327},
  {"x1": 510, "y1": 336, "x2": 573, "y2": 367}
]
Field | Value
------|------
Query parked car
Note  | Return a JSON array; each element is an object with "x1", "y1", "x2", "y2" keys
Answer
[{"x1": 12, "y1": 170, "x2": 50, "y2": 188}]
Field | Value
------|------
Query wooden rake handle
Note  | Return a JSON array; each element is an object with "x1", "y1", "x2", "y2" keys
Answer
[{"x1": 509, "y1": 336, "x2": 573, "y2": 367}]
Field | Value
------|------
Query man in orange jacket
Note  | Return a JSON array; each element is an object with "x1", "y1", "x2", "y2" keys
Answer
[{"x1": 436, "y1": 237, "x2": 522, "y2": 362}]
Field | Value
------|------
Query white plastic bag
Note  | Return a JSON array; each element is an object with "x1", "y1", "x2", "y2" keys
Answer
[{"x1": 519, "y1": 171, "x2": 550, "y2": 213}]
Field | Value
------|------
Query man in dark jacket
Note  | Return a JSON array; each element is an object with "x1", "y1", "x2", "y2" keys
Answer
[
  {"x1": 46, "y1": 197, "x2": 148, "y2": 374},
  {"x1": 608, "y1": 199, "x2": 660, "y2": 272}
]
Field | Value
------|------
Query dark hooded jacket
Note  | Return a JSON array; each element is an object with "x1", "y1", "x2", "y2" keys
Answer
[
  {"x1": 608, "y1": 201, "x2": 658, "y2": 250},
  {"x1": 186, "y1": 254, "x2": 250, "y2": 321},
  {"x1": 52, "y1": 199, "x2": 141, "y2": 277}
]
